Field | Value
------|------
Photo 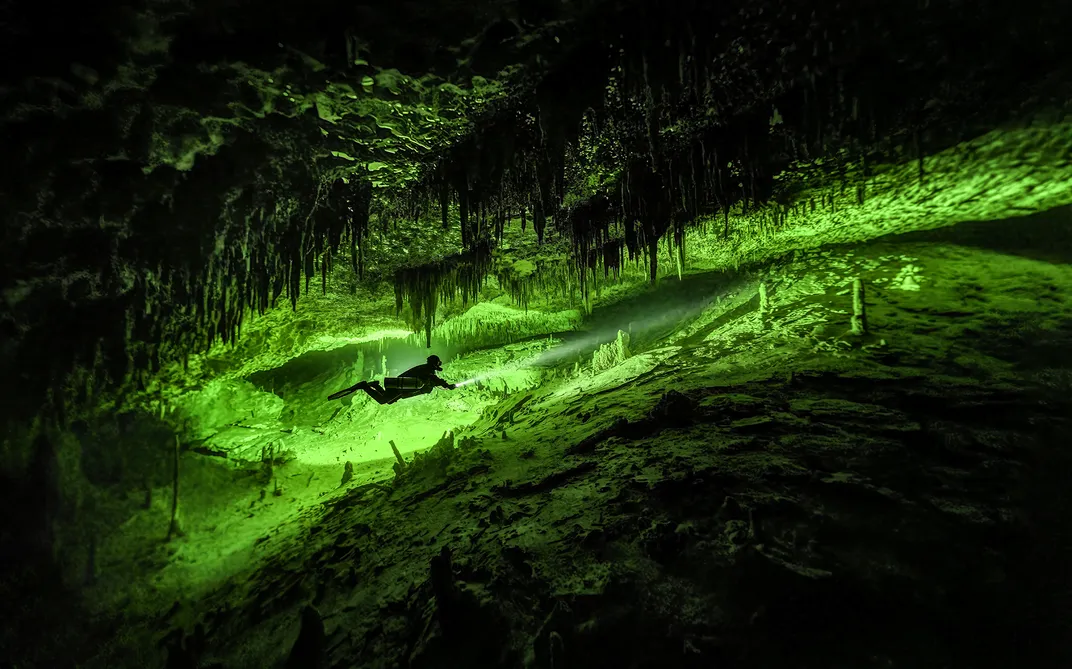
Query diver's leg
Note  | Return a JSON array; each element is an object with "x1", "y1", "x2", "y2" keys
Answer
[
  {"x1": 331, "y1": 380, "x2": 403, "y2": 405},
  {"x1": 364, "y1": 384, "x2": 400, "y2": 405},
  {"x1": 329, "y1": 381, "x2": 369, "y2": 400}
]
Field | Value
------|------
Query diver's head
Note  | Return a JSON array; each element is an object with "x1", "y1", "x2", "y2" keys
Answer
[{"x1": 427, "y1": 354, "x2": 443, "y2": 371}]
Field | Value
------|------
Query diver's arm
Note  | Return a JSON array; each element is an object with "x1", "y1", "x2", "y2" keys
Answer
[{"x1": 432, "y1": 375, "x2": 455, "y2": 390}]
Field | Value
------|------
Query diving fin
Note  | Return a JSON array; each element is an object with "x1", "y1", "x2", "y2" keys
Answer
[{"x1": 328, "y1": 383, "x2": 363, "y2": 401}]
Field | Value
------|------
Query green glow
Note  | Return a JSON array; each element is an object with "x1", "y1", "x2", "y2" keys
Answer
[
  {"x1": 44, "y1": 205, "x2": 1072, "y2": 667},
  {"x1": 145, "y1": 119, "x2": 1072, "y2": 477},
  {"x1": 684, "y1": 120, "x2": 1072, "y2": 273},
  {"x1": 417, "y1": 301, "x2": 580, "y2": 349},
  {"x1": 115, "y1": 119, "x2": 1072, "y2": 456},
  {"x1": 9, "y1": 3, "x2": 1072, "y2": 664}
]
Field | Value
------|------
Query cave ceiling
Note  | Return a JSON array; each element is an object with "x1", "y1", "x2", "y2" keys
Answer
[{"x1": 1, "y1": 0, "x2": 1069, "y2": 426}]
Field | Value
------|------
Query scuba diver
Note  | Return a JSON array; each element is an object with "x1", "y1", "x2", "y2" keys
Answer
[{"x1": 328, "y1": 355, "x2": 457, "y2": 405}]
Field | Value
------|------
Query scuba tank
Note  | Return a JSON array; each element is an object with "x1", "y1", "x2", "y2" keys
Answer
[{"x1": 384, "y1": 376, "x2": 426, "y2": 391}]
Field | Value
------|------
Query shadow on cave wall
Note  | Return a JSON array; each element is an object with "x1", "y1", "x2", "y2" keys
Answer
[
  {"x1": 247, "y1": 346, "x2": 363, "y2": 400},
  {"x1": 882, "y1": 205, "x2": 1072, "y2": 264}
]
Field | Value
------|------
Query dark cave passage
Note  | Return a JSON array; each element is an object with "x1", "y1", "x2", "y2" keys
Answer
[{"x1": 887, "y1": 204, "x2": 1072, "y2": 266}]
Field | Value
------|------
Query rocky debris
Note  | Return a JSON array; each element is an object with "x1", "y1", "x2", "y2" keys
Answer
[
  {"x1": 648, "y1": 390, "x2": 695, "y2": 426},
  {"x1": 394, "y1": 431, "x2": 488, "y2": 488},
  {"x1": 407, "y1": 546, "x2": 515, "y2": 669},
  {"x1": 490, "y1": 392, "x2": 535, "y2": 432},
  {"x1": 162, "y1": 624, "x2": 205, "y2": 669},
  {"x1": 492, "y1": 462, "x2": 598, "y2": 498},
  {"x1": 284, "y1": 605, "x2": 326, "y2": 669},
  {"x1": 348, "y1": 369, "x2": 1060, "y2": 667},
  {"x1": 565, "y1": 418, "x2": 631, "y2": 455}
]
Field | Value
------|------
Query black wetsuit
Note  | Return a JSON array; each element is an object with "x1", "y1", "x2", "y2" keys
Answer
[
  {"x1": 329, "y1": 362, "x2": 453, "y2": 404},
  {"x1": 398, "y1": 362, "x2": 453, "y2": 393}
]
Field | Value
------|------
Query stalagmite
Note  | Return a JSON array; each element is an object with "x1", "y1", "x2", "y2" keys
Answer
[
  {"x1": 592, "y1": 329, "x2": 631, "y2": 372},
  {"x1": 647, "y1": 237, "x2": 659, "y2": 284},
  {"x1": 851, "y1": 278, "x2": 867, "y2": 335},
  {"x1": 390, "y1": 441, "x2": 407, "y2": 474},
  {"x1": 673, "y1": 229, "x2": 684, "y2": 281}
]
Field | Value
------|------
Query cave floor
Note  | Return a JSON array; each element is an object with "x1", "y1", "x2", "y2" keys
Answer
[{"x1": 52, "y1": 236, "x2": 1072, "y2": 668}]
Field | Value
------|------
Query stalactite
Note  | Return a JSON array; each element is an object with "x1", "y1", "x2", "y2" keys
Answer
[
  {"x1": 678, "y1": 39, "x2": 687, "y2": 89},
  {"x1": 533, "y1": 203, "x2": 546, "y2": 244},
  {"x1": 459, "y1": 189, "x2": 470, "y2": 247},
  {"x1": 321, "y1": 251, "x2": 328, "y2": 295},
  {"x1": 439, "y1": 180, "x2": 450, "y2": 230},
  {"x1": 394, "y1": 243, "x2": 492, "y2": 347},
  {"x1": 288, "y1": 257, "x2": 300, "y2": 310},
  {"x1": 647, "y1": 236, "x2": 658, "y2": 284}
]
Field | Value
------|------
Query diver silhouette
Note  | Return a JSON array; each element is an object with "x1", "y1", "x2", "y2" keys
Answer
[{"x1": 328, "y1": 355, "x2": 456, "y2": 405}]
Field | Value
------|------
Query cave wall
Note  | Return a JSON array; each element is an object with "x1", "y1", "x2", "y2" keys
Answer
[
  {"x1": 4, "y1": 0, "x2": 1072, "y2": 609},
  {"x1": 0, "y1": 18, "x2": 520, "y2": 605},
  {"x1": 419, "y1": 0, "x2": 1072, "y2": 293},
  {"x1": 0, "y1": 3, "x2": 346, "y2": 595},
  {"x1": 0, "y1": 0, "x2": 553, "y2": 440}
]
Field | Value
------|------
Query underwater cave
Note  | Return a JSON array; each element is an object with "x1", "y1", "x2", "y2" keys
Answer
[{"x1": 3, "y1": 0, "x2": 1072, "y2": 667}]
